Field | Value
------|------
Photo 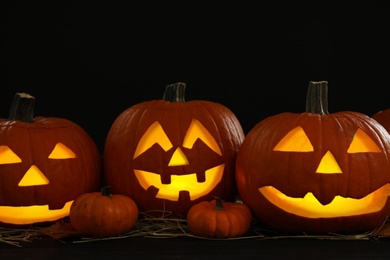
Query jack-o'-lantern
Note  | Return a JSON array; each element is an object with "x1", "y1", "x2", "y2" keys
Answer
[
  {"x1": 104, "y1": 82, "x2": 245, "y2": 218},
  {"x1": 0, "y1": 93, "x2": 102, "y2": 226},
  {"x1": 236, "y1": 81, "x2": 390, "y2": 234}
]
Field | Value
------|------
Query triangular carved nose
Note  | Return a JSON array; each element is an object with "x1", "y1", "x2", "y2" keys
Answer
[
  {"x1": 18, "y1": 165, "x2": 49, "y2": 186},
  {"x1": 316, "y1": 151, "x2": 342, "y2": 174},
  {"x1": 168, "y1": 147, "x2": 189, "y2": 166}
]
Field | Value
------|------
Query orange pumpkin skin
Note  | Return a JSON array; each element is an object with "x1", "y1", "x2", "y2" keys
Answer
[
  {"x1": 372, "y1": 110, "x2": 390, "y2": 133},
  {"x1": 104, "y1": 82, "x2": 245, "y2": 218},
  {"x1": 0, "y1": 93, "x2": 102, "y2": 226},
  {"x1": 236, "y1": 81, "x2": 390, "y2": 234},
  {"x1": 186, "y1": 197, "x2": 252, "y2": 238},
  {"x1": 70, "y1": 186, "x2": 138, "y2": 238}
]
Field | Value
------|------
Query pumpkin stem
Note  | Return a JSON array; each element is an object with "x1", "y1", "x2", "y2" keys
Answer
[
  {"x1": 7, "y1": 93, "x2": 35, "y2": 123},
  {"x1": 213, "y1": 196, "x2": 224, "y2": 211},
  {"x1": 305, "y1": 81, "x2": 329, "y2": 115},
  {"x1": 101, "y1": 186, "x2": 111, "y2": 198},
  {"x1": 163, "y1": 82, "x2": 186, "y2": 103}
]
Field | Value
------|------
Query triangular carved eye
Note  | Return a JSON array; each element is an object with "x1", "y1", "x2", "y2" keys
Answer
[
  {"x1": 0, "y1": 145, "x2": 22, "y2": 164},
  {"x1": 273, "y1": 126, "x2": 314, "y2": 152},
  {"x1": 134, "y1": 119, "x2": 222, "y2": 160},
  {"x1": 347, "y1": 128, "x2": 381, "y2": 153},
  {"x1": 48, "y1": 143, "x2": 76, "y2": 159},
  {"x1": 183, "y1": 119, "x2": 222, "y2": 156},
  {"x1": 49, "y1": 143, "x2": 76, "y2": 159},
  {"x1": 133, "y1": 121, "x2": 173, "y2": 159}
]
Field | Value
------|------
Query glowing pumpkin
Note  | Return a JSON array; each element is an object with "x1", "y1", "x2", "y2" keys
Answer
[
  {"x1": 104, "y1": 82, "x2": 245, "y2": 218},
  {"x1": 236, "y1": 81, "x2": 390, "y2": 234},
  {"x1": 0, "y1": 93, "x2": 102, "y2": 226}
]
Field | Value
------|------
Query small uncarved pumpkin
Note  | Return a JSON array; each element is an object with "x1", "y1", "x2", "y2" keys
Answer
[
  {"x1": 186, "y1": 197, "x2": 252, "y2": 238},
  {"x1": 70, "y1": 186, "x2": 138, "y2": 238}
]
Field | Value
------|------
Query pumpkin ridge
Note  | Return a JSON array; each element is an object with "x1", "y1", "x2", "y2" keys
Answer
[
  {"x1": 236, "y1": 81, "x2": 390, "y2": 234},
  {"x1": 0, "y1": 93, "x2": 101, "y2": 226},
  {"x1": 104, "y1": 83, "x2": 244, "y2": 217}
]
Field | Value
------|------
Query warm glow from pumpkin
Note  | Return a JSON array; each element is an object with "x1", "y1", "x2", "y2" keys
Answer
[
  {"x1": 18, "y1": 165, "x2": 49, "y2": 186},
  {"x1": 48, "y1": 142, "x2": 76, "y2": 159},
  {"x1": 263, "y1": 126, "x2": 389, "y2": 217},
  {"x1": 347, "y1": 128, "x2": 382, "y2": 153},
  {"x1": 132, "y1": 119, "x2": 225, "y2": 201},
  {"x1": 273, "y1": 127, "x2": 382, "y2": 174},
  {"x1": 133, "y1": 121, "x2": 173, "y2": 158},
  {"x1": 259, "y1": 184, "x2": 390, "y2": 218},
  {"x1": 183, "y1": 119, "x2": 222, "y2": 155},
  {"x1": 134, "y1": 164, "x2": 224, "y2": 201},
  {"x1": 169, "y1": 147, "x2": 189, "y2": 166},
  {"x1": 0, "y1": 143, "x2": 77, "y2": 186},
  {"x1": 273, "y1": 126, "x2": 314, "y2": 152},
  {"x1": 0, "y1": 142, "x2": 77, "y2": 224},
  {"x1": 316, "y1": 151, "x2": 342, "y2": 174},
  {"x1": 134, "y1": 119, "x2": 222, "y2": 159},
  {"x1": 0, "y1": 145, "x2": 22, "y2": 163},
  {"x1": 273, "y1": 126, "x2": 382, "y2": 154},
  {"x1": 0, "y1": 143, "x2": 75, "y2": 164},
  {"x1": 0, "y1": 201, "x2": 73, "y2": 225}
]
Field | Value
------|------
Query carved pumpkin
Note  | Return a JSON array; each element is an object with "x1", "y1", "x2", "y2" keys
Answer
[
  {"x1": 70, "y1": 186, "x2": 138, "y2": 238},
  {"x1": 0, "y1": 93, "x2": 102, "y2": 226},
  {"x1": 236, "y1": 81, "x2": 390, "y2": 234},
  {"x1": 104, "y1": 82, "x2": 245, "y2": 218}
]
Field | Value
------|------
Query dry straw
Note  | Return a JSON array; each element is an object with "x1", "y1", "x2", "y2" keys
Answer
[{"x1": 1, "y1": 211, "x2": 389, "y2": 247}]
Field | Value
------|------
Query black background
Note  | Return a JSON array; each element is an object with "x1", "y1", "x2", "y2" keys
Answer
[{"x1": 1, "y1": 2, "x2": 390, "y2": 154}]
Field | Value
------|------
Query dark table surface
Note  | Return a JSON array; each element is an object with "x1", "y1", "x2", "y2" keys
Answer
[
  {"x1": 2, "y1": 217, "x2": 390, "y2": 259},
  {"x1": 2, "y1": 233, "x2": 390, "y2": 259}
]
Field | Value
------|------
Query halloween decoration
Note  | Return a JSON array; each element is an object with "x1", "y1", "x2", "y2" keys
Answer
[
  {"x1": 70, "y1": 186, "x2": 138, "y2": 238},
  {"x1": 236, "y1": 81, "x2": 390, "y2": 234},
  {"x1": 186, "y1": 196, "x2": 252, "y2": 238},
  {"x1": 104, "y1": 82, "x2": 245, "y2": 218},
  {"x1": 0, "y1": 93, "x2": 101, "y2": 226},
  {"x1": 372, "y1": 109, "x2": 390, "y2": 133}
]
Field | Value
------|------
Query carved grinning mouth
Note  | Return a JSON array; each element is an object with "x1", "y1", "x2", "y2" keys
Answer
[
  {"x1": 259, "y1": 184, "x2": 390, "y2": 218},
  {"x1": 0, "y1": 200, "x2": 73, "y2": 225},
  {"x1": 134, "y1": 164, "x2": 225, "y2": 201}
]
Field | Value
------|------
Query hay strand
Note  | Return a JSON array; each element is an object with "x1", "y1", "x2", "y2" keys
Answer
[{"x1": 1, "y1": 211, "x2": 389, "y2": 247}]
